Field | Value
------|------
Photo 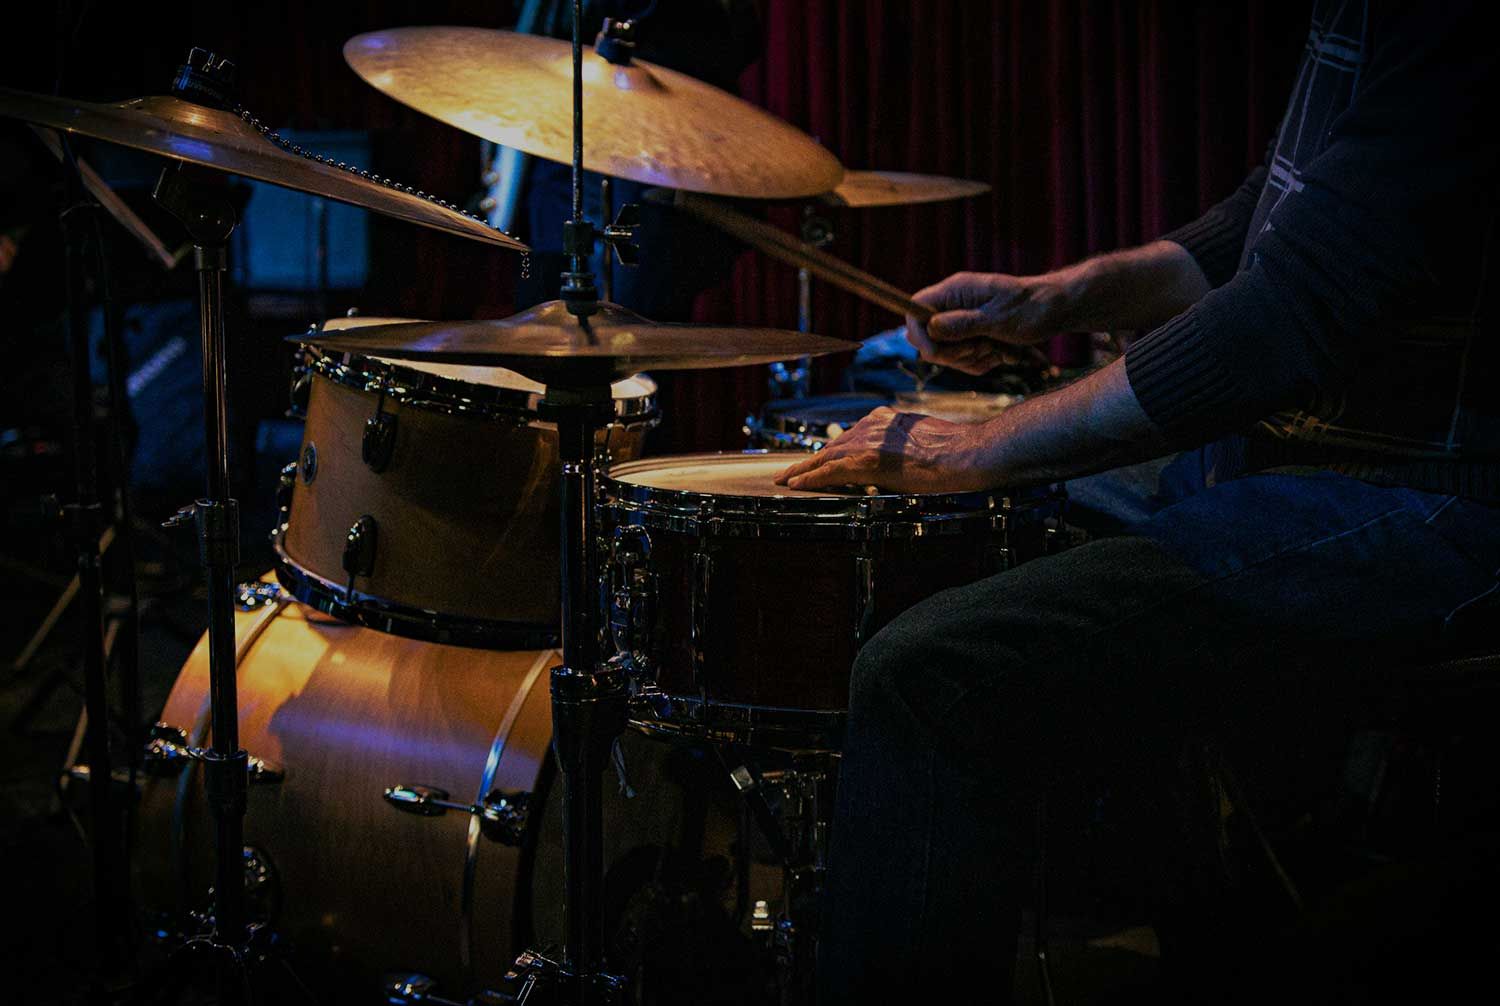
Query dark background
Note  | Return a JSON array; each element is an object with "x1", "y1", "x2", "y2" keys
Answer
[{"x1": 3, "y1": 0, "x2": 1305, "y2": 455}]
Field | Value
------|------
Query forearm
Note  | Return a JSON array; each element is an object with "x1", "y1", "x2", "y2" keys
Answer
[
  {"x1": 1045, "y1": 240, "x2": 1211, "y2": 333},
  {"x1": 971, "y1": 358, "x2": 1170, "y2": 486}
]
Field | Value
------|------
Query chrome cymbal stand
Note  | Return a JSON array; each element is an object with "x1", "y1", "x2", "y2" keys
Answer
[
  {"x1": 145, "y1": 51, "x2": 266, "y2": 1006},
  {"x1": 496, "y1": 5, "x2": 638, "y2": 1005}
]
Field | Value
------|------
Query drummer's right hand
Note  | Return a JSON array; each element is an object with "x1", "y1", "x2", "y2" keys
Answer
[{"x1": 906, "y1": 272, "x2": 1064, "y2": 375}]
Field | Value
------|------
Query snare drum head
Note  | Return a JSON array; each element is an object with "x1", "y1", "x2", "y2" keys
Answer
[{"x1": 610, "y1": 452, "x2": 868, "y2": 500}]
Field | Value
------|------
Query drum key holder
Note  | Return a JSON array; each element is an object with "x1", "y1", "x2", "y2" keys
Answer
[{"x1": 383, "y1": 783, "x2": 532, "y2": 846}]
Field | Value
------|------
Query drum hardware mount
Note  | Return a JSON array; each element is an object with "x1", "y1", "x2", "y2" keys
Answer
[
  {"x1": 383, "y1": 783, "x2": 533, "y2": 847},
  {"x1": 142, "y1": 723, "x2": 285, "y2": 785}
]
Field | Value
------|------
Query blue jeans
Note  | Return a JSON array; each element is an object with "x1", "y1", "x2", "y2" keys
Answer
[{"x1": 817, "y1": 453, "x2": 1500, "y2": 1002}]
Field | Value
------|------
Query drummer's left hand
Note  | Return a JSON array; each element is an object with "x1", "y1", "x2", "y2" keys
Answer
[{"x1": 773, "y1": 407, "x2": 992, "y2": 493}]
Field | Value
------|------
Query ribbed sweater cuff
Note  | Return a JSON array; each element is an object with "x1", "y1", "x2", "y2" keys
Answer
[
  {"x1": 1161, "y1": 208, "x2": 1246, "y2": 288},
  {"x1": 1125, "y1": 310, "x2": 1242, "y2": 441}
]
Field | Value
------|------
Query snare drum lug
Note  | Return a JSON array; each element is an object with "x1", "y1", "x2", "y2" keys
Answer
[
  {"x1": 343, "y1": 514, "x2": 379, "y2": 579},
  {"x1": 853, "y1": 554, "x2": 877, "y2": 648},
  {"x1": 690, "y1": 549, "x2": 714, "y2": 691},
  {"x1": 362, "y1": 411, "x2": 399, "y2": 472}
]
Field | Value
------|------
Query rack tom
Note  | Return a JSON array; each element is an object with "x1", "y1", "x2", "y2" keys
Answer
[
  {"x1": 602, "y1": 453, "x2": 1061, "y2": 749},
  {"x1": 277, "y1": 318, "x2": 658, "y2": 647}
]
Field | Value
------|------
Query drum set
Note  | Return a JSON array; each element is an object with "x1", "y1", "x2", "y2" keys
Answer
[{"x1": 3, "y1": 9, "x2": 1063, "y2": 1004}]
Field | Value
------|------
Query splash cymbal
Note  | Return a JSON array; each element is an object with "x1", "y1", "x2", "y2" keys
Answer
[
  {"x1": 0, "y1": 87, "x2": 527, "y2": 251},
  {"x1": 298, "y1": 300, "x2": 855, "y2": 385},
  {"x1": 343, "y1": 27, "x2": 844, "y2": 200}
]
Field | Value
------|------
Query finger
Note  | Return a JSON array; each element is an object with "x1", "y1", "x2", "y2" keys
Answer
[
  {"x1": 774, "y1": 451, "x2": 828, "y2": 485},
  {"x1": 786, "y1": 455, "x2": 873, "y2": 491},
  {"x1": 904, "y1": 317, "x2": 935, "y2": 358},
  {"x1": 926, "y1": 309, "x2": 992, "y2": 343}
]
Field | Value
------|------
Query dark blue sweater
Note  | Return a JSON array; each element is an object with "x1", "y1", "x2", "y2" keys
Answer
[{"x1": 1126, "y1": 0, "x2": 1500, "y2": 501}]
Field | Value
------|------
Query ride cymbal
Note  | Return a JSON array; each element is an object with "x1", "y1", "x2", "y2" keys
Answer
[
  {"x1": 298, "y1": 300, "x2": 855, "y2": 385},
  {"x1": 0, "y1": 88, "x2": 527, "y2": 251},
  {"x1": 343, "y1": 27, "x2": 844, "y2": 200}
]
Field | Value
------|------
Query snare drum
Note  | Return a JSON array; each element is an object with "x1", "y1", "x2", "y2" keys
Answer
[
  {"x1": 602, "y1": 453, "x2": 1061, "y2": 749},
  {"x1": 276, "y1": 317, "x2": 658, "y2": 647}
]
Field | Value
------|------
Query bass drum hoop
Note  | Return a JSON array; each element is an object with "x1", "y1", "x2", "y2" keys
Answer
[
  {"x1": 300, "y1": 342, "x2": 660, "y2": 428},
  {"x1": 272, "y1": 534, "x2": 559, "y2": 651}
]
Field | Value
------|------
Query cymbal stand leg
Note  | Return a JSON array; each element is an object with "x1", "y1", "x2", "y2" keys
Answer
[{"x1": 153, "y1": 162, "x2": 256, "y2": 1003}]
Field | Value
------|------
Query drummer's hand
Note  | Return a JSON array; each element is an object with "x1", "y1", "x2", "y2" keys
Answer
[
  {"x1": 773, "y1": 407, "x2": 990, "y2": 493},
  {"x1": 906, "y1": 272, "x2": 1064, "y2": 375}
]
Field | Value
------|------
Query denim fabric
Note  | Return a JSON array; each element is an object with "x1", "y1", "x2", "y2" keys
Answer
[{"x1": 817, "y1": 463, "x2": 1500, "y2": 1003}]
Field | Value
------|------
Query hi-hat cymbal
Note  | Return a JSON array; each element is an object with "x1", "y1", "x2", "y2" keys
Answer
[
  {"x1": 0, "y1": 87, "x2": 527, "y2": 251},
  {"x1": 298, "y1": 300, "x2": 855, "y2": 385},
  {"x1": 343, "y1": 27, "x2": 844, "y2": 200},
  {"x1": 822, "y1": 170, "x2": 991, "y2": 208}
]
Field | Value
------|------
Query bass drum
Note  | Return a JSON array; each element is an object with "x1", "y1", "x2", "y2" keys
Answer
[{"x1": 137, "y1": 592, "x2": 774, "y2": 1003}]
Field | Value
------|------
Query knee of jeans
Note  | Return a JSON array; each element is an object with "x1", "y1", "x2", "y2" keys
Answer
[{"x1": 849, "y1": 620, "x2": 939, "y2": 722}]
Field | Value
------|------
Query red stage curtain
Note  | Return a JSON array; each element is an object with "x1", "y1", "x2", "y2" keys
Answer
[{"x1": 654, "y1": 0, "x2": 1305, "y2": 453}]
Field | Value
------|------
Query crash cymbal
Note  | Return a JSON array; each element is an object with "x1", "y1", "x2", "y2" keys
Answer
[
  {"x1": 0, "y1": 88, "x2": 527, "y2": 251},
  {"x1": 822, "y1": 170, "x2": 991, "y2": 208},
  {"x1": 298, "y1": 300, "x2": 855, "y2": 385},
  {"x1": 343, "y1": 27, "x2": 844, "y2": 200}
]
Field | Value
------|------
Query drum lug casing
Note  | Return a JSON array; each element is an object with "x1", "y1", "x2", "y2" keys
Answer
[
  {"x1": 362, "y1": 410, "x2": 399, "y2": 472},
  {"x1": 607, "y1": 524, "x2": 657, "y2": 683},
  {"x1": 852, "y1": 553, "x2": 877, "y2": 648},
  {"x1": 343, "y1": 514, "x2": 379, "y2": 580}
]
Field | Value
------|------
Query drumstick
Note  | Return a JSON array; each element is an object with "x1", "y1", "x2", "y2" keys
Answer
[{"x1": 670, "y1": 190, "x2": 935, "y2": 323}]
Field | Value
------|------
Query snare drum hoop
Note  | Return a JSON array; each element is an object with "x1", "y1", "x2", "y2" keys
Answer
[
  {"x1": 271, "y1": 531, "x2": 560, "y2": 651},
  {"x1": 299, "y1": 341, "x2": 660, "y2": 428},
  {"x1": 604, "y1": 452, "x2": 1051, "y2": 541}
]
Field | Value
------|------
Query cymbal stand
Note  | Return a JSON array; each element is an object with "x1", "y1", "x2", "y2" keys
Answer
[
  {"x1": 767, "y1": 207, "x2": 832, "y2": 399},
  {"x1": 496, "y1": 4, "x2": 637, "y2": 1004},
  {"x1": 151, "y1": 155, "x2": 261, "y2": 1001},
  {"x1": 57, "y1": 132, "x2": 133, "y2": 985}
]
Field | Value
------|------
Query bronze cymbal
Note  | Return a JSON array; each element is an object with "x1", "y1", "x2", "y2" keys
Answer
[
  {"x1": 822, "y1": 170, "x2": 991, "y2": 208},
  {"x1": 343, "y1": 27, "x2": 844, "y2": 200},
  {"x1": 297, "y1": 300, "x2": 855, "y2": 385},
  {"x1": 0, "y1": 87, "x2": 527, "y2": 251}
]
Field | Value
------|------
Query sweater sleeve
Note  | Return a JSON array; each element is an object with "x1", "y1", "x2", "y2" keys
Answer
[
  {"x1": 1126, "y1": 1, "x2": 1499, "y2": 443},
  {"x1": 1158, "y1": 145, "x2": 1272, "y2": 289}
]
